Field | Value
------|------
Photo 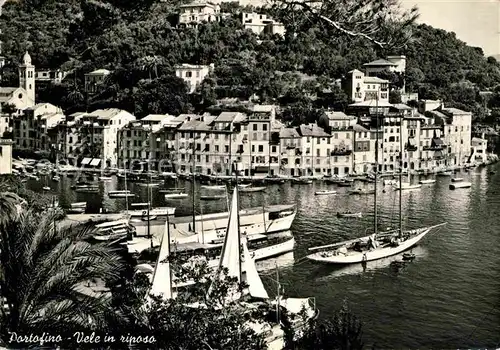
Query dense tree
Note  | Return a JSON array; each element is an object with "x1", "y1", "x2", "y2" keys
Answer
[{"x1": 0, "y1": 196, "x2": 125, "y2": 347}]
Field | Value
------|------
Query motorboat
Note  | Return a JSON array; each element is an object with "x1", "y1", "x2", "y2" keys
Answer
[
  {"x1": 393, "y1": 182, "x2": 422, "y2": 191},
  {"x1": 449, "y1": 181, "x2": 472, "y2": 190},
  {"x1": 164, "y1": 192, "x2": 188, "y2": 199}
]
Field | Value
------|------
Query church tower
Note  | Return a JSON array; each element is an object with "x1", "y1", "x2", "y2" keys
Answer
[{"x1": 18, "y1": 51, "x2": 35, "y2": 103}]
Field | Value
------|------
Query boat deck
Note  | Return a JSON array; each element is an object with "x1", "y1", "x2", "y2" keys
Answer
[{"x1": 169, "y1": 204, "x2": 295, "y2": 224}]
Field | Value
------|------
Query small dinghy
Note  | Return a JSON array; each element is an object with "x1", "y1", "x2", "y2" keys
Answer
[
  {"x1": 451, "y1": 177, "x2": 464, "y2": 183},
  {"x1": 349, "y1": 188, "x2": 375, "y2": 195},
  {"x1": 336, "y1": 211, "x2": 362, "y2": 218},
  {"x1": 141, "y1": 215, "x2": 157, "y2": 221},
  {"x1": 437, "y1": 170, "x2": 453, "y2": 176},
  {"x1": 240, "y1": 186, "x2": 266, "y2": 193},
  {"x1": 200, "y1": 195, "x2": 225, "y2": 201},
  {"x1": 201, "y1": 185, "x2": 226, "y2": 190},
  {"x1": 42, "y1": 186, "x2": 51, "y2": 191},
  {"x1": 315, "y1": 190, "x2": 337, "y2": 196},
  {"x1": 449, "y1": 181, "x2": 471, "y2": 190},
  {"x1": 419, "y1": 179, "x2": 436, "y2": 184},
  {"x1": 402, "y1": 253, "x2": 416, "y2": 261}
]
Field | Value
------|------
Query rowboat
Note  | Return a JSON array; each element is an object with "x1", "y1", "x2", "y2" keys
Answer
[
  {"x1": 200, "y1": 195, "x2": 225, "y2": 201},
  {"x1": 349, "y1": 188, "x2": 375, "y2": 195},
  {"x1": 451, "y1": 177, "x2": 464, "y2": 182},
  {"x1": 393, "y1": 183, "x2": 422, "y2": 190},
  {"x1": 437, "y1": 170, "x2": 453, "y2": 176},
  {"x1": 200, "y1": 185, "x2": 226, "y2": 190},
  {"x1": 449, "y1": 181, "x2": 471, "y2": 190},
  {"x1": 315, "y1": 190, "x2": 337, "y2": 196},
  {"x1": 240, "y1": 186, "x2": 266, "y2": 193},
  {"x1": 419, "y1": 179, "x2": 436, "y2": 184}
]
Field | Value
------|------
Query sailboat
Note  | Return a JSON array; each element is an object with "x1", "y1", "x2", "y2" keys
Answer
[
  {"x1": 393, "y1": 171, "x2": 422, "y2": 190},
  {"x1": 306, "y1": 100, "x2": 446, "y2": 265},
  {"x1": 164, "y1": 168, "x2": 188, "y2": 199}
]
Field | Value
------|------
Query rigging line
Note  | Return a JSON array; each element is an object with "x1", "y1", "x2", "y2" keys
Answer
[{"x1": 463, "y1": 303, "x2": 499, "y2": 343}]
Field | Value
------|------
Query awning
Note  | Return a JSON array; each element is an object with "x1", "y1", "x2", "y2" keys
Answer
[
  {"x1": 81, "y1": 158, "x2": 91, "y2": 165},
  {"x1": 90, "y1": 158, "x2": 101, "y2": 167},
  {"x1": 432, "y1": 138, "x2": 444, "y2": 146},
  {"x1": 408, "y1": 138, "x2": 416, "y2": 146},
  {"x1": 434, "y1": 150, "x2": 443, "y2": 159}
]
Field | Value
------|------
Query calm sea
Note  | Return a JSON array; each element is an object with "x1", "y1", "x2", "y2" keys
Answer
[{"x1": 30, "y1": 166, "x2": 500, "y2": 349}]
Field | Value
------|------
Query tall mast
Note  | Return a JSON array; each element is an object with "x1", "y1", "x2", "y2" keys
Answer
[
  {"x1": 276, "y1": 262, "x2": 280, "y2": 324},
  {"x1": 191, "y1": 142, "x2": 196, "y2": 233},
  {"x1": 123, "y1": 133, "x2": 129, "y2": 213},
  {"x1": 374, "y1": 95, "x2": 379, "y2": 236},
  {"x1": 147, "y1": 131, "x2": 151, "y2": 242},
  {"x1": 399, "y1": 114, "x2": 403, "y2": 237},
  {"x1": 234, "y1": 161, "x2": 242, "y2": 283}
]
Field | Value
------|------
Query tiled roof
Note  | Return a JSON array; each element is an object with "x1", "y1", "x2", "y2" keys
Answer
[
  {"x1": 178, "y1": 120, "x2": 210, "y2": 131},
  {"x1": 441, "y1": 107, "x2": 471, "y2": 116},
  {"x1": 363, "y1": 76, "x2": 389, "y2": 84},
  {"x1": 363, "y1": 59, "x2": 397, "y2": 66},
  {"x1": 324, "y1": 111, "x2": 355, "y2": 120},
  {"x1": 279, "y1": 127, "x2": 300, "y2": 138},
  {"x1": 215, "y1": 111, "x2": 245, "y2": 123},
  {"x1": 88, "y1": 108, "x2": 125, "y2": 120},
  {"x1": 348, "y1": 69, "x2": 363, "y2": 74},
  {"x1": 299, "y1": 124, "x2": 330, "y2": 138},
  {"x1": 353, "y1": 124, "x2": 369, "y2": 132}
]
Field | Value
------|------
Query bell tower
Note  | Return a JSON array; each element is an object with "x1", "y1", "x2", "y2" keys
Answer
[{"x1": 18, "y1": 51, "x2": 35, "y2": 103}]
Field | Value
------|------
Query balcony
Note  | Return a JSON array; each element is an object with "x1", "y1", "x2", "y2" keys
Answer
[
  {"x1": 423, "y1": 145, "x2": 444, "y2": 151},
  {"x1": 331, "y1": 149, "x2": 352, "y2": 156}
]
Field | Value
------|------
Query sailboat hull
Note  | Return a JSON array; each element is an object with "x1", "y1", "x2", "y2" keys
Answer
[{"x1": 306, "y1": 227, "x2": 432, "y2": 264}]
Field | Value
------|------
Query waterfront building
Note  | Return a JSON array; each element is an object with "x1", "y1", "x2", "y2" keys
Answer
[
  {"x1": 175, "y1": 63, "x2": 214, "y2": 93},
  {"x1": 84, "y1": 69, "x2": 111, "y2": 94},
  {"x1": 241, "y1": 12, "x2": 286, "y2": 37},
  {"x1": 13, "y1": 103, "x2": 64, "y2": 151},
  {"x1": 118, "y1": 114, "x2": 176, "y2": 170},
  {"x1": 241, "y1": 105, "x2": 281, "y2": 177},
  {"x1": 471, "y1": 134, "x2": 488, "y2": 164},
  {"x1": 297, "y1": 124, "x2": 332, "y2": 177},
  {"x1": 0, "y1": 138, "x2": 13, "y2": 174},
  {"x1": 428, "y1": 107, "x2": 472, "y2": 167},
  {"x1": 318, "y1": 111, "x2": 356, "y2": 176},
  {"x1": 74, "y1": 108, "x2": 136, "y2": 168},
  {"x1": 352, "y1": 124, "x2": 374, "y2": 174},
  {"x1": 278, "y1": 127, "x2": 302, "y2": 177}
]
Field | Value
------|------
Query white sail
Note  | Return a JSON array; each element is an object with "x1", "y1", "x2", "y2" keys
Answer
[
  {"x1": 218, "y1": 186, "x2": 242, "y2": 281},
  {"x1": 149, "y1": 224, "x2": 172, "y2": 300},
  {"x1": 242, "y1": 236, "x2": 269, "y2": 299}
]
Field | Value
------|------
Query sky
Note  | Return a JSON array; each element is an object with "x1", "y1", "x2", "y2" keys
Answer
[{"x1": 402, "y1": 0, "x2": 499, "y2": 56}]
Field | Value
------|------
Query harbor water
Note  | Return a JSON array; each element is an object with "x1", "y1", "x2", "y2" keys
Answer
[{"x1": 28, "y1": 166, "x2": 500, "y2": 348}]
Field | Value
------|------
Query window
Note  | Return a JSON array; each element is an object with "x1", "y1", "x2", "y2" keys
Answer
[
  {"x1": 263, "y1": 124, "x2": 267, "y2": 131},
  {"x1": 316, "y1": 149, "x2": 320, "y2": 156},
  {"x1": 186, "y1": 71, "x2": 192, "y2": 78},
  {"x1": 253, "y1": 124, "x2": 258, "y2": 131},
  {"x1": 258, "y1": 145, "x2": 264, "y2": 152},
  {"x1": 271, "y1": 146, "x2": 276, "y2": 153},
  {"x1": 327, "y1": 138, "x2": 330, "y2": 144},
  {"x1": 215, "y1": 145, "x2": 219, "y2": 152},
  {"x1": 252, "y1": 133, "x2": 257, "y2": 141}
]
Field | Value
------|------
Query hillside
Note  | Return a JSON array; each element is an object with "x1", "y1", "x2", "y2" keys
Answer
[{"x1": 1, "y1": 0, "x2": 500, "y2": 122}]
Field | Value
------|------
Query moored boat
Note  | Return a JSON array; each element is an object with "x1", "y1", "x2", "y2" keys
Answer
[
  {"x1": 109, "y1": 190, "x2": 135, "y2": 198},
  {"x1": 200, "y1": 195, "x2": 225, "y2": 200},
  {"x1": 306, "y1": 223, "x2": 446, "y2": 264},
  {"x1": 449, "y1": 181, "x2": 472, "y2": 190},
  {"x1": 315, "y1": 190, "x2": 337, "y2": 196},
  {"x1": 419, "y1": 179, "x2": 436, "y2": 184},
  {"x1": 200, "y1": 185, "x2": 226, "y2": 190},
  {"x1": 451, "y1": 177, "x2": 464, "y2": 182},
  {"x1": 164, "y1": 192, "x2": 188, "y2": 199},
  {"x1": 240, "y1": 186, "x2": 266, "y2": 193},
  {"x1": 438, "y1": 170, "x2": 453, "y2": 176},
  {"x1": 349, "y1": 188, "x2": 375, "y2": 195},
  {"x1": 393, "y1": 182, "x2": 422, "y2": 191}
]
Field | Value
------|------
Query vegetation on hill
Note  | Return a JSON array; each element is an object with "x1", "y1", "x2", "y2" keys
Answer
[{"x1": 1, "y1": 0, "x2": 499, "y2": 122}]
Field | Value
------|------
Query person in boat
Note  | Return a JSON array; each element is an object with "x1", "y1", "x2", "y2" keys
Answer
[{"x1": 368, "y1": 234, "x2": 378, "y2": 250}]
